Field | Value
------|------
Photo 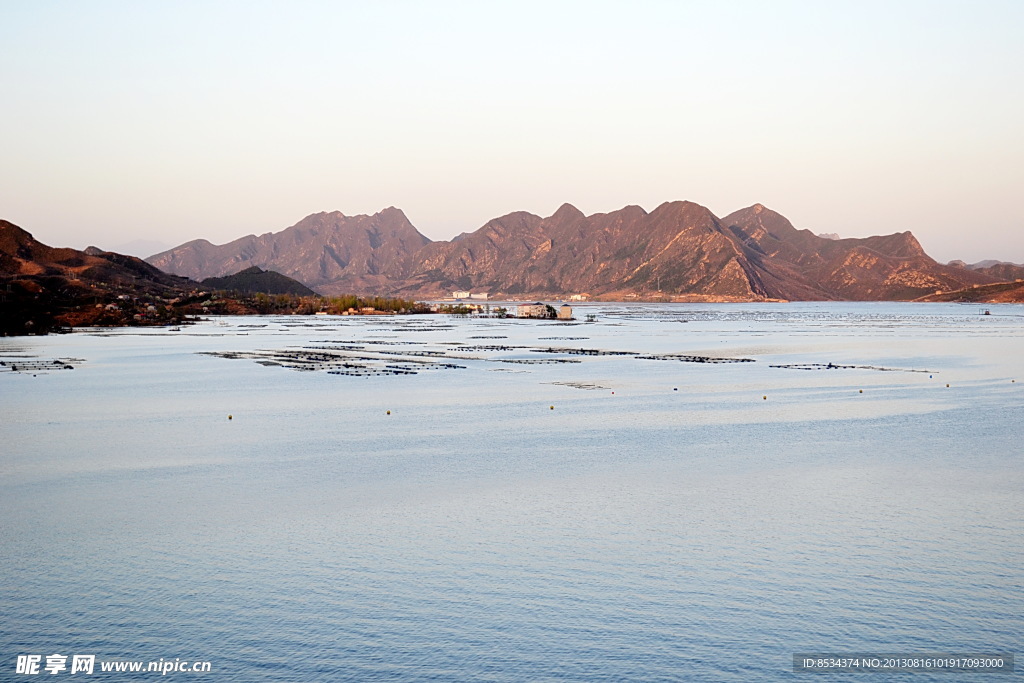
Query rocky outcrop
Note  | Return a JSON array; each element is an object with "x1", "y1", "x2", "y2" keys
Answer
[{"x1": 0, "y1": 221, "x2": 195, "y2": 334}]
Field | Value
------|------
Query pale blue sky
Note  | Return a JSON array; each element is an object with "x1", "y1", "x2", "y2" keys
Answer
[{"x1": 2, "y1": 0, "x2": 1022, "y2": 262}]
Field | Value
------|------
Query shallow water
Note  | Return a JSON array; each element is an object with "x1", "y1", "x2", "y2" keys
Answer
[{"x1": 2, "y1": 302, "x2": 1022, "y2": 681}]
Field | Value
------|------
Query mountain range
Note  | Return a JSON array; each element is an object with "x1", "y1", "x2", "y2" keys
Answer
[{"x1": 147, "y1": 202, "x2": 999, "y2": 301}]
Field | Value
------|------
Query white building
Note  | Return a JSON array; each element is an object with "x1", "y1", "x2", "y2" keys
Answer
[
  {"x1": 516, "y1": 302, "x2": 572, "y2": 319},
  {"x1": 516, "y1": 302, "x2": 549, "y2": 318}
]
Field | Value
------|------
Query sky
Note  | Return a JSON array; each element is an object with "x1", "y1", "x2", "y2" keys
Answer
[{"x1": 2, "y1": 0, "x2": 1022, "y2": 263}]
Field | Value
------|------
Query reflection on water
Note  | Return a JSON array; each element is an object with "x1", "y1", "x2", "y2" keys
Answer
[{"x1": 1, "y1": 303, "x2": 1022, "y2": 681}]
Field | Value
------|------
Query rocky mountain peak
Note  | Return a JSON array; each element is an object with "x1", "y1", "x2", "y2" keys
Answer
[{"x1": 548, "y1": 203, "x2": 585, "y2": 222}]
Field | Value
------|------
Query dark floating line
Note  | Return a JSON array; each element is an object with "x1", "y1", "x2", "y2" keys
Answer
[
  {"x1": 531, "y1": 347, "x2": 637, "y2": 356},
  {"x1": 327, "y1": 368, "x2": 418, "y2": 376},
  {"x1": 493, "y1": 358, "x2": 582, "y2": 364},
  {"x1": 310, "y1": 339, "x2": 428, "y2": 346},
  {"x1": 0, "y1": 358, "x2": 77, "y2": 372},
  {"x1": 546, "y1": 381, "x2": 610, "y2": 390},
  {"x1": 769, "y1": 363, "x2": 932, "y2": 373},
  {"x1": 376, "y1": 350, "x2": 449, "y2": 357},
  {"x1": 199, "y1": 349, "x2": 466, "y2": 375},
  {"x1": 458, "y1": 345, "x2": 529, "y2": 351},
  {"x1": 635, "y1": 354, "x2": 755, "y2": 364}
]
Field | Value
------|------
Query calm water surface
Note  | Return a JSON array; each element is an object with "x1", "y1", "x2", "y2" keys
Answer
[{"x1": 1, "y1": 303, "x2": 1021, "y2": 681}]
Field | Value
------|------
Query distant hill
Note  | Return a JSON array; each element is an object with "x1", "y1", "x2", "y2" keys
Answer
[
  {"x1": 201, "y1": 266, "x2": 317, "y2": 296},
  {"x1": 148, "y1": 201, "x2": 1000, "y2": 301},
  {"x1": 947, "y1": 260, "x2": 1024, "y2": 282},
  {"x1": 148, "y1": 208, "x2": 431, "y2": 295},
  {"x1": 949, "y1": 259, "x2": 1023, "y2": 269},
  {"x1": 915, "y1": 280, "x2": 1024, "y2": 303}
]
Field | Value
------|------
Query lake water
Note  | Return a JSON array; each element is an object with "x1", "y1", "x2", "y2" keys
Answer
[{"x1": 1, "y1": 302, "x2": 1021, "y2": 681}]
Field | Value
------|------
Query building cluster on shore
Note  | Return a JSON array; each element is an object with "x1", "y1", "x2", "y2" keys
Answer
[
  {"x1": 452, "y1": 290, "x2": 589, "y2": 303},
  {"x1": 426, "y1": 301, "x2": 573, "y2": 319},
  {"x1": 451, "y1": 290, "x2": 490, "y2": 300},
  {"x1": 515, "y1": 302, "x2": 573, "y2": 319}
]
